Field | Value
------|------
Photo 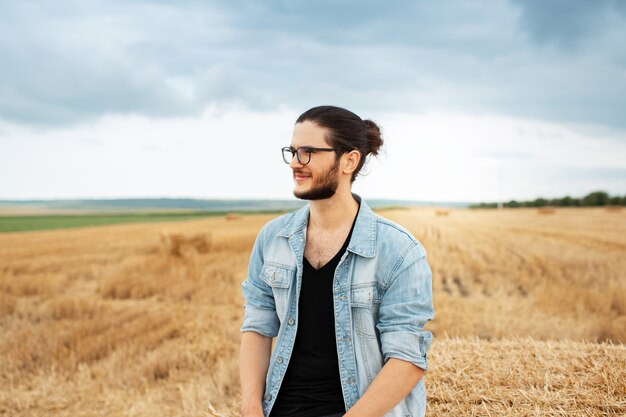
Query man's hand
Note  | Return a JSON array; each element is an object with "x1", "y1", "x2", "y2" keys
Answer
[{"x1": 344, "y1": 358, "x2": 424, "y2": 417}]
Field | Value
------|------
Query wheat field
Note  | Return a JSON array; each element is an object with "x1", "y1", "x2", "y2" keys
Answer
[{"x1": 0, "y1": 207, "x2": 624, "y2": 416}]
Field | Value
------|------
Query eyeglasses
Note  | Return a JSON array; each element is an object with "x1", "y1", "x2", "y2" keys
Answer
[{"x1": 281, "y1": 146, "x2": 336, "y2": 165}]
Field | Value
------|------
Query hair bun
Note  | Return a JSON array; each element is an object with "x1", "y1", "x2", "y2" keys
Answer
[{"x1": 363, "y1": 119, "x2": 383, "y2": 156}]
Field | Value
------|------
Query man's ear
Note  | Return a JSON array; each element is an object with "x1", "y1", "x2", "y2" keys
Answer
[{"x1": 342, "y1": 150, "x2": 361, "y2": 175}]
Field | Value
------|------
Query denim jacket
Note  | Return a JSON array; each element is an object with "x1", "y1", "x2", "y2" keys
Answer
[{"x1": 240, "y1": 193, "x2": 434, "y2": 417}]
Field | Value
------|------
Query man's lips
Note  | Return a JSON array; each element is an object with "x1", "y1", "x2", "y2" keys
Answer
[{"x1": 294, "y1": 173, "x2": 311, "y2": 182}]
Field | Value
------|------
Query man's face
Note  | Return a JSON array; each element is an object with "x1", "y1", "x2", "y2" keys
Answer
[{"x1": 290, "y1": 121, "x2": 341, "y2": 201}]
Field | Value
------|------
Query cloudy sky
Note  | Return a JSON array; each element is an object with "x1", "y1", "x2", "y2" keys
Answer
[{"x1": 1, "y1": 0, "x2": 625, "y2": 202}]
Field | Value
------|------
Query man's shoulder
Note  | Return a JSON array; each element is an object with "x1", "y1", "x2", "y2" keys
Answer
[{"x1": 372, "y1": 212, "x2": 427, "y2": 256}]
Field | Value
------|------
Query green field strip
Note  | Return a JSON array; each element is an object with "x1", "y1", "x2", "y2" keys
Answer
[{"x1": 0, "y1": 210, "x2": 283, "y2": 233}]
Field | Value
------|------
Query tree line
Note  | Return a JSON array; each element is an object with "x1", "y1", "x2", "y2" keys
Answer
[{"x1": 470, "y1": 191, "x2": 625, "y2": 208}]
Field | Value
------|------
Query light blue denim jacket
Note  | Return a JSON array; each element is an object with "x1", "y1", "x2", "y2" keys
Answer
[{"x1": 240, "y1": 194, "x2": 434, "y2": 417}]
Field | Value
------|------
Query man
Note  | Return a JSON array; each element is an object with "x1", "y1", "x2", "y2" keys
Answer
[{"x1": 239, "y1": 106, "x2": 434, "y2": 417}]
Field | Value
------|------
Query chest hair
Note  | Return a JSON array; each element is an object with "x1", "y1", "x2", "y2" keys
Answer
[{"x1": 304, "y1": 226, "x2": 352, "y2": 270}]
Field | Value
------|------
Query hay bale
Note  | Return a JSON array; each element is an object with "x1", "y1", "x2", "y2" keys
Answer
[
  {"x1": 537, "y1": 207, "x2": 556, "y2": 214},
  {"x1": 159, "y1": 232, "x2": 212, "y2": 256}
]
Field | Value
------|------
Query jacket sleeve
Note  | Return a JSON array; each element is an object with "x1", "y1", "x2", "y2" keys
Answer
[
  {"x1": 240, "y1": 223, "x2": 280, "y2": 338},
  {"x1": 376, "y1": 240, "x2": 434, "y2": 371}
]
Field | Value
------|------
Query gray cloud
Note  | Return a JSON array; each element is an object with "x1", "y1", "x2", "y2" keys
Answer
[
  {"x1": 510, "y1": 0, "x2": 626, "y2": 49},
  {"x1": 1, "y1": 0, "x2": 625, "y2": 128}
]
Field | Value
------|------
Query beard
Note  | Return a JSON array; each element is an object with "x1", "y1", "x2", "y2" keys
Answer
[{"x1": 293, "y1": 158, "x2": 340, "y2": 201}]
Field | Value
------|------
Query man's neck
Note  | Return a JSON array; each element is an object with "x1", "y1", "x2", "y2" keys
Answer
[{"x1": 307, "y1": 191, "x2": 359, "y2": 232}]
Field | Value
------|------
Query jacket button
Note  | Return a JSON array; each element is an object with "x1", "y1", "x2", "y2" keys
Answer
[
  {"x1": 288, "y1": 318, "x2": 295, "y2": 325},
  {"x1": 264, "y1": 394, "x2": 272, "y2": 401},
  {"x1": 276, "y1": 356, "x2": 283, "y2": 364}
]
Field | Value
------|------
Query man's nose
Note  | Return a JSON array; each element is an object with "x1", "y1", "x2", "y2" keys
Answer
[{"x1": 289, "y1": 152, "x2": 303, "y2": 169}]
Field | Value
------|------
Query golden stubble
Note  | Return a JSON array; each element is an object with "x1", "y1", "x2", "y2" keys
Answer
[{"x1": 0, "y1": 207, "x2": 624, "y2": 416}]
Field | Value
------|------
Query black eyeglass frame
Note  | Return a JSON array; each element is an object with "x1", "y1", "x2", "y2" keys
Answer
[{"x1": 281, "y1": 146, "x2": 337, "y2": 165}]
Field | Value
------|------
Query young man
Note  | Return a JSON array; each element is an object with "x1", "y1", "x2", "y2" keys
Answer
[{"x1": 239, "y1": 106, "x2": 434, "y2": 417}]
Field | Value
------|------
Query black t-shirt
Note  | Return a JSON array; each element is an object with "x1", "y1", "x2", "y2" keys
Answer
[{"x1": 270, "y1": 202, "x2": 360, "y2": 417}]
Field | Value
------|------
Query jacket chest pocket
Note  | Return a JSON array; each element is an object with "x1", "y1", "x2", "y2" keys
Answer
[
  {"x1": 259, "y1": 264, "x2": 294, "y2": 322},
  {"x1": 350, "y1": 283, "x2": 380, "y2": 339}
]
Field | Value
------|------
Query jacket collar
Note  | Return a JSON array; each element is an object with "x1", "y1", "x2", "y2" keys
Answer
[{"x1": 278, "y1": 192, "x2": 377, "y2": 258}]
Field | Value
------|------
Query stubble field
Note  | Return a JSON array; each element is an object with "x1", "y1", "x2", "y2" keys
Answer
[{"x1": 0, "y1": 207, "x2": 624, "y2": 416}]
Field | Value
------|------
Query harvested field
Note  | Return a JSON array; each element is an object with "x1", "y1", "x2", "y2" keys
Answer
[{"x1": 0, "y1": 207, "x2": 624, "y2": 416}]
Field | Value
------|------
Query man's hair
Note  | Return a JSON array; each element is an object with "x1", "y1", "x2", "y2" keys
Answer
[{"x1": 296, "y1": 105, "x2": 384, "y2": 183}]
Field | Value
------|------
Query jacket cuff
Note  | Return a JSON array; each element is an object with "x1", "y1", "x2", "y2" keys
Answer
[
  {"x1": 380, "y1": 330, "x2": 432, "y2": 371},
  {"x1": 240, "y1": 304, "x2": 279, "y2": 338}
]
